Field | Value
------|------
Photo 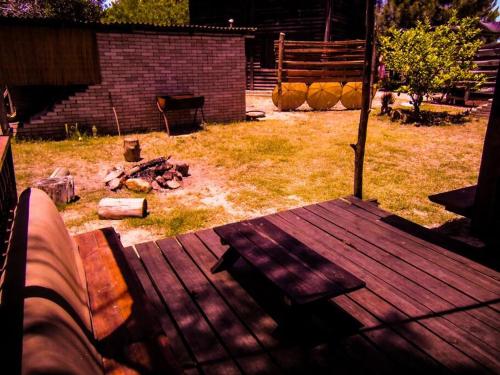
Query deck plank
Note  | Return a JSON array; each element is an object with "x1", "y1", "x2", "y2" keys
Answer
[
  {"x1": 178, "y1": 232, "x2": 310, "y2": 373},
  {"x1": 344, "y1": 196, "x2": 500, "y2": 281},
  {"x1": 110, "y1": 197, "x2": 500, "y2": 374},
  {"x1": 156, "y1": 237, "x2": 281, "y2": 374},
  {"x1": 276, "y1": 208, "x2": 500, "y2": 334},
  {"x1": 329, "y1": 199, "x2": 500, "y2": 295},
  {"x1": 302, "y1": 204, "x2": 500, "y2": 328},
  {"x1": 193, "y1": 231, "x2": 405, "y2": 374},
  {"x1": 265, "y1": 215, "x2": 467, "y2": 373},
  {"x1": 268, "y1": 211, "x2": 500, "y2": 373},
  {"x1": 122, "y1": 246, "x2": 199, "y2": 372},
  {"x1": 284, "y1": 208, "x2": 500, "y2": 338},
  {"x1": 317, "y1": 201, "x2": 499, "y2": 303},
  {"x1": 134, "y1": 241, "x2": 241, "y2": 374}
]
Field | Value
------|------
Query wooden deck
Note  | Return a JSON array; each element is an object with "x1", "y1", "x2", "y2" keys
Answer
[{"x1": 120, "y1": 197, "x2": 500, "y2": 374}]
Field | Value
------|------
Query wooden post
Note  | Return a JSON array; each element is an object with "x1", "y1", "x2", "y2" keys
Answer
[
  {"x1": 352, "y1": 0, "x2": 376, "y2": 199},
  {"x1": 472, "y1": 66, "x2": 500, "y2": 240},
  {"x1": 323, "y1": 0, "x2": 333, "y2": 42},
  {"x1": 277, "y1": 32, "x2": 285, "y2": 112}
]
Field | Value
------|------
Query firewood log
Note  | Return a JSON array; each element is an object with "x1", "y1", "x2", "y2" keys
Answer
[
  {"x1": 98, "y1": 198, "x2": 147, "y2": 219},
  {"x1": 128, "y1": 156, "x2": 171, "y2": 177}
]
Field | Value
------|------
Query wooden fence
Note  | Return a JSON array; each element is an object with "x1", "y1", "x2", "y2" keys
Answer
[
  {"x1": 274, "y1": 35, "x2": 365, "y2": 84},
  {"x1": 0, "y1": 136, "x2": 17, "y2": 271},
  {"x1": 0, "y1": 24, "x2": 100, "y2": 86}
]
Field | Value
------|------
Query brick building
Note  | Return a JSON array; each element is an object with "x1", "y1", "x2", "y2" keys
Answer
[{"x1": 0, "y1": 18, "x2": 254, "y2": 138}]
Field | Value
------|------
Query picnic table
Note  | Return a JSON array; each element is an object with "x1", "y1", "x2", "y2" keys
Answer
[{"x1": 212, "y1": 217, "x2": 366, "y2": 307}]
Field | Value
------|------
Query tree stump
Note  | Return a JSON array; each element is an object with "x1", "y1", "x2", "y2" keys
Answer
[
  {"x1": 33, "y1": 176, "x2": 75, "y2": 205},
  {"x1": 98, "y1": 198, "x2": 147, "y2": 219},
  {"x1": 123, "y1": 138, "x2": 141, "y2": 162}
]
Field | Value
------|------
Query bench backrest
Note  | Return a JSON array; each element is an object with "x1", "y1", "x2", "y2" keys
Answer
[
  {"x1": 1, "y1": 188, "x2": 103, "y2": 374},
  {"x1": 0, "y1": 136, "x2": 17, "y2": 270}
]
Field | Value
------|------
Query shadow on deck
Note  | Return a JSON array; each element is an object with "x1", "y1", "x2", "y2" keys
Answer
[{"x1": 114, "y1": 197, "x2": 500, "y2": 374}]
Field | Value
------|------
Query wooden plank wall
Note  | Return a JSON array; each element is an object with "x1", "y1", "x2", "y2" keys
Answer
[
  {"x1": 275, "y1": 39, "x2": 365, "y2": 83},
  {"x1": 0, "y1": 25, "x2": 101, "y2": 86}
]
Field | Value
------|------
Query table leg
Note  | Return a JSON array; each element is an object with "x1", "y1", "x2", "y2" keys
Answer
[{"x1": 210, "y1": 247, "x2": 240, "y2": 273}]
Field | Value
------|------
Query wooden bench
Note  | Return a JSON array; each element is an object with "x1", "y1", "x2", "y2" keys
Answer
[
  {"x1": 212, "y1": 217, "x2": 365, "y2": 306},
  {"x1": 1, "y1": 188, "x2": 182, "y2": 374}
]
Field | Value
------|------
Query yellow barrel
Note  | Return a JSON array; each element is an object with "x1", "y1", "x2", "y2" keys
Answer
[
  {"x1": 306, "y1": 82, "x2": 343, "y2": 110},
  {"x1": 272, "y1": 83, "x2": 308, "y2": 110},
  {"x1": 340, "y1": 82, "x2": 378, "y2": 110},
  {"x1": 340, "y1": 82, "x2": 363, "y2": 110}
]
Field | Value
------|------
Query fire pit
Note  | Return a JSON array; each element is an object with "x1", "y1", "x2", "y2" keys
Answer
[{"x1": 103, "y1": 156, "x2": 190, "y2": 193}]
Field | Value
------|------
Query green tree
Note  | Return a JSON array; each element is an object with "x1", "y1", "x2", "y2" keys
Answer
[
  {"x1": 1, "y1": 0, "x2": 103, "y2": 21},
  {"x1": 377, "y1": 0, "x2": 498, "y2": 33},
  {"x1": 102, "y1": 0, "x2": 189, "y2": 25},
  {"x1": 379, "y1": 14, "x2": 485, "y2": 116}
]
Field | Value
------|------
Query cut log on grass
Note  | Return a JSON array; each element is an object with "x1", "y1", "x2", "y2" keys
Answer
[
  {"x1": 123, "y1": 138, "x2": 141, "y2": 162},
  {"x1": 33, "y1": 176, "x2": 75, "y2": 205},
  {"x1": 98, "y1": 198, "x2": 147, "y2": 219},
  {"x1": 49, "y1": 167, "x2": 70, "y2": 178}
]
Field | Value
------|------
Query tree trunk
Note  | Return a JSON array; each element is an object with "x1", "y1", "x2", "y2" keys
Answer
[
  {"x1": 33, "y1": 176, "x2": 75, "y2": 205},
  {"x1": 98, "y1": 198, "x2": 147, "y2": 219},
  {"x1": 353, "y1": 0, "x2": 376, "y2": 199},
  {"x1": 323, "y1": 0, "x2": 333, "y2": 42}
]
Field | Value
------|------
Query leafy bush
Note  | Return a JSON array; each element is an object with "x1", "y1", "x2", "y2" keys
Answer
[
  {"x1": 379, "y1": 13, "x2": 484, "y2": 116},
  {"x1": 102, "y1": 0, "x2": 189, "y2": 25}
]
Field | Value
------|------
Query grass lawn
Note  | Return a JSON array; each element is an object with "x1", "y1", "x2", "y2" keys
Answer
[{"x1": 12, "y1": 97, "x2": 487, "y2": 245}]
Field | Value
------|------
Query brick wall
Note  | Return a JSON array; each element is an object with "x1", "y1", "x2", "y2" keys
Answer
[{"x1": 18, "y1": 31, "x2": 246, "y2": 138}]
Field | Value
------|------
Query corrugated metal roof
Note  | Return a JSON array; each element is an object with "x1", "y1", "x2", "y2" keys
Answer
[{"x1": 0, "y1": 16, "x2": 257, "y2": 35}]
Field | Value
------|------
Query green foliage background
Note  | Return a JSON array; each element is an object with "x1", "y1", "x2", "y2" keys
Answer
[
  {"x1": 1, "y1": 0, "x2": 104, "y2": 21},
  {"x1": 379, "y1": 14, "x2": 485, "y2": 114},
  {"x1": 378, "y1": 0, "x2": 499, "y2": 33},
  {"x1": 102, "y1": 0, "x2": 189, "y2": 25}
]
